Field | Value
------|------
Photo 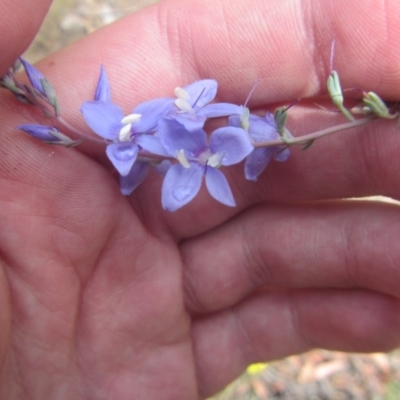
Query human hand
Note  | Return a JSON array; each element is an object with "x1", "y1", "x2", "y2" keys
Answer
[{"x1": 1, "y1": 0, "x2": 400, "y2": 399}]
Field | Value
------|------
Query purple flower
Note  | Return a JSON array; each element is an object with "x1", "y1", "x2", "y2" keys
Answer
[
  {"x1": 81, "y1": 67, "x2": 166, "y2": 193},
  {"x1": 171, "y1": 79, "x2": 242, "y2": 131},
  {"x1": 136, "y1": 79, "x2": 243, "y2": 132},
  {"x1": 80, "y1": 100, "x2": 155, "y2": 194},
  {"x1": 81, "y1": 67, "x2": 147, "y2": 189},
  {"x1": 156, "y1": 119, "x2": 253, "y2": 211},
  {"x1": 80, "y1": 100, "x2": 142, "y2": 176},
  {"x1": 130, "y1": 97, "x2": 176, "y2": 134},
  {"x1": 229, "y1": 112, "x2": 291, "y2": 181}
]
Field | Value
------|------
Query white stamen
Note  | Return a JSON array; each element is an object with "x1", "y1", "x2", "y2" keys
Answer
[
  {"x1": 175, "y1": 98, "x2": 194, "y2": 113},
  {"x1": 207, "y1": 152, "x2": 223, "y2": 168},
  {"x1": 121, "y1": 113, "x2": 141, "y2": 124},
  {"x1": 177, "y1": 149, "x2": 190, "y2": 168},
  {"x1": 119, "y1": 123, "x2": 132, "y2": 141},
  {"x1": 174, "y1": 87, "x2": 190, "y2": 100}
]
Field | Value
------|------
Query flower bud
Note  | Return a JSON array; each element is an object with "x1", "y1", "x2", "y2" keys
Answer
[
  {"x1": 41, "y1": 79, "x2": 60, "y2": 115},
  {"x1": 0, "y1": 73, "x2": 25, "y2": 95},
  {"x1": 10, "y1": 59, "x2": 22, "y2": 73},
  {"x1": 362, "y1": 91, "x2": 397, "y2": 119},
  {"x1": 19, "y1": 58, "x2": 47, "y2": 97},
  {"x1": 17, "y1": 124, "x2": 79, "y2": 146},
  {"x1": 274, "y1": 107, "x2": 288, "y2": 136},
  {"x1": 327, "y1": 71, "x2": 354, "y2": 121}
]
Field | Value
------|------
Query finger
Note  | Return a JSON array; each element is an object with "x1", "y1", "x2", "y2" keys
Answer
[
  {"x1": 0, "y1": 0, "x2": 52, "y2": 75},
  {"x1": 3, "y1": 0, "x2": 400, "y2": 238},
  {"x1": 192, "y1": 287, "x2": 400, "y2": 398},
  {"x1": 182, "y1": 200, "x2": 400, "y2": 313},
  {"x1": 160, "y1": 106, "x2": 400, "y2": 238},
  {"x1": 34, "y1": 0, "x2": 400, "y2": 105}
]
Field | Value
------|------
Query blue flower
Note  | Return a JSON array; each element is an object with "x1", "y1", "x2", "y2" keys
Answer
[
  {"x1": 229, "y1": 112, "x2": 291, "y2": 181},
  {"x1": 171, "y1": 79, "x2": 243, "y2": 131},
  {"x1": 80, "y1": 98, "x2": 156, "y2": 194},
  {"x1": 81, "y1": 67, "x2": 165, "y2": 194},
  {"x1": 81, "y1": 68, "x2": 247, "y2": 198},
  {"x1": 137, "y1": 79, "x2": 243, "y2": 132},
  {"x1": 155, "y1": 119, "x2": 253, "y2": 211},
  {"x1": 80, "y1": 100, "x2": 142, "y2": 176}
]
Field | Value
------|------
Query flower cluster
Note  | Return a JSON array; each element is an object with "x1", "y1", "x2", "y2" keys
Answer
[
  {"x1": 1, "y1": 59, "x2": 396, "y2": 211},
  {"x1": 79, "y1": 67, "x2": 261, "y2": 210}
]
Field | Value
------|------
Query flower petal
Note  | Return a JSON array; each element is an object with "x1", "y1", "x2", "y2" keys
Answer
[
  {"x1": 19, "y1": 58, "x2": 46, "y2": 96},
  {"x1": 205, "y1": 167, "x2": 235, "y2": 206},
  {"x1": 136, "y1": 134, "x2": 169, "y2": 156},
  {"x1": 173, "y1": 113, "x2": 207, "y2": 132},
  {"x1": 274, "y1": 147, "x2": 291, "y2": 162},
  {"x1": 94, "y1": 66, "x2": 111, "y2": 102},
  {"x1": 132, "y1": 98, "x2": 175, "y2": 133},
  {"x1": 80, "y1": 101, "x2": 124, "y2": 140},
  {"x1": 229, "y1": 112, "x2": 279, "y2": 142},
  {"x1": 247, "y1": 114, "x2": 278, "y2": 142},
  {"x1": 119, "y1": 161, "x2": 149, "y2": 195},
  {"x1": 162, "y1": 162, "x2": 204, "y2": 211},
  {"x1": 198, "y1": 103, "x2": 243, "y2": 118},
  {"x1": 228, "y1": 114, "x2": 242, "y2": 127},
  {"x1": 153, "y1": 160, "x2": 172, "y2": 176},
  {"x1": 209, "y1": 126, "x2": 254, "y2": 166},
  {"x1": 106, "y1": 142, "x2": 139, "y2": 176},
  {"x1": 158, "y1": 119, "x2": 207, "y2": 158},
  {"x1": 184, "y1": 79, "x2": 217, "y2": 109},
  {"x1": 244, "y1": 148, "x2": 273, "y2": 181}
]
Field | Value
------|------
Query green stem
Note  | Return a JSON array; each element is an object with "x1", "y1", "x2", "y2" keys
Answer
[{"x1": 253, "y1": 115, "x2": 378, "y2": 148}]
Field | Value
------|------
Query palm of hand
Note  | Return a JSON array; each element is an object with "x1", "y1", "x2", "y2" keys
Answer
[{"x1": 0, "y1": 144, "x2": 203, "y2": 398}]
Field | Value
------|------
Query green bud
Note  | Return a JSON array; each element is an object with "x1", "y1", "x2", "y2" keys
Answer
[
  {"x1": 362, "y1": 91, "x2": 397, "y2": 119},
  {"x1": 53, "y1": 96, "x2": 61, "y2": 116},
  {"x1": 13, "y1": 93, "x2": 34, "y2": 105},
  {"x1": 327, "y1": 71, "x2": 343, "y2": 103},
  {"x1": 274, "y1": 107, "x2": 288, "y2": 136},
  {"x1": 47, "y1": 130, "x2": 82, "y2": 147},
  {"x1": 11, "y1": 59, "x2": 22, "y2": 73},
  {"x1": 41, "y1": 78, "x2": 60, "y2": 115},
  {"x1": 327, "y1": 71, "x2": 354, "y2": 121},
  {"x1": 0, "y1": 73, "x2": 25, "y2": 95}
]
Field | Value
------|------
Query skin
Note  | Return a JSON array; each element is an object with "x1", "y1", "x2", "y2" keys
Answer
[{"x1": 1, "y1": 0, "x2": 400, "y2": 398}]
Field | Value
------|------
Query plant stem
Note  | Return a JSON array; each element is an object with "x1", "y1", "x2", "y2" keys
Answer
[
  {"x1": 253, "y1": 115, "x2": 378, "y2": 148},
  {"x1": 55, "y1": 116, "x2": 106, "y2": 144}
]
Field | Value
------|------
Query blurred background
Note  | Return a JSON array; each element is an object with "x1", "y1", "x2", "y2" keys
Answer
[
  {"x1": 23, "y1": 1, "x2": 400, "y2": 398},
  {"x1": 24, "y1": 0, "x2": 159, "y2": 62}
]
